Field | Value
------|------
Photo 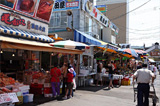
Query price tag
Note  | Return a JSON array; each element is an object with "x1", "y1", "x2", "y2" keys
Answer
[
  {"x1": 8, "y1": 93, "x2": 19, "y2": 103},
  {"x1": 0, "y1": 93, "x2": 12, "y2": 104}
]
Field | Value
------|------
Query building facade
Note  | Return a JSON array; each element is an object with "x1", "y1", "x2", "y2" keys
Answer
[
  {"x1": 96, "y1": 0, "x2": 129, "y2": 44},
  {"x1": 49, "y1": 0, "x2": 119, "y2": 74}
]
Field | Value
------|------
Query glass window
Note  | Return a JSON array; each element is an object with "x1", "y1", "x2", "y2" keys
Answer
[
  {"x1": 85, "y1": 16, "x2": 89, "y2": 32},
  {"x1": 49, "y1": 11, "x2": 68, "y2": 28}
]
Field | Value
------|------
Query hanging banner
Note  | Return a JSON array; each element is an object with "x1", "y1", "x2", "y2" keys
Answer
[
  {"x1": 36, "y1": 0, "x2": 55, "y2": 21},
  {"x1": 53, "y1": 0, "x2": 80, "y2": 11},
  {"x1": 15, "y1": 0, "x2": 38, "y2": 16},
  {"x1": 0, "y1": 0, "x2": 55, "y2": 23}
]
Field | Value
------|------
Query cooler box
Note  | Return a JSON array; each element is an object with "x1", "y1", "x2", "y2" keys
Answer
[{"x1": 29, "y1": 84, "x2": 44, "y2": 95}]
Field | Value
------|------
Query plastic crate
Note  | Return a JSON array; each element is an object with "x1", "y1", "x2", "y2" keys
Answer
[
  {"x1": 30, "y1": 84, "x2": 44, "y2": 88},
  {"x1": 113, "y1": 79, "x2": 119, "y2": 85},
  {"x1": 29, "y1": 88, "x2": 44, "y2": 95},
  {"x1": 44, "y1": 87, "x2": 52, "y2": 94}
]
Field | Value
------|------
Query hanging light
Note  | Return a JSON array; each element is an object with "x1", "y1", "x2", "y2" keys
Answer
[
  {"x1": 51, "y1": 52, "x2": 54, "y2": 56},
  {"x1": 0, "y1": 50, "x2": 3, "y2": 53},
  {"x1": 12, "y1": 53, "x2": 15, "y2": 57}
]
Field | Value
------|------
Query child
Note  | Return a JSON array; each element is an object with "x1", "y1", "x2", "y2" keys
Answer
[{"x1": 62, "y1": 65, "x2": 74, "y2": 100}]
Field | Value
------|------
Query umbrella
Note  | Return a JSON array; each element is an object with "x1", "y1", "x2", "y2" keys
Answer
[
  {"x1": 135, "y1": 50, "x2": 147, "y2": 55},
  {"x1": 118, "y1": 48, "x2": 138, "y2": 58},
  {"x1": 49, "y1": 40, "x2": 90, "y2": 50}
]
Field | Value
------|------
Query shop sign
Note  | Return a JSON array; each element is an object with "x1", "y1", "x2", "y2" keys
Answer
[
  {"x1": 150, "y1": 50, "x2": 160, "y2": 56},
  {"x1": 0, "y1": 0, "x2": 55, "y2": 23},
  {"x1": 1, "y1": 13, "x2": 26, "y2": 26},
  {"x1": 107, "y1": 44, "x2": 118, "y2": 51},
  {"x1": 53, "y1": 0, "x2": 80, "y2": 11},
  {"x1": 0, "y1": 9, "x2": 48, "y2": 35},
  {"x1": 95, "y1": 5, "x2": 107, "y2": 13},
  {"x1": 82, "y1": 0, "x2": 119, "y2": 34}
]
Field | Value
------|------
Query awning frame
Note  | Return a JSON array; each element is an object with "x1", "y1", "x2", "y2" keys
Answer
[{"x1": 0, "y1": 35, "x2": 83, "y2": 54}]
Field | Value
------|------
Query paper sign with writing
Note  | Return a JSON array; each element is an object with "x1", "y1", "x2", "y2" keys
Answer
[{"x1": 8, "y1": 93, "x2": 19, "y2": 103}]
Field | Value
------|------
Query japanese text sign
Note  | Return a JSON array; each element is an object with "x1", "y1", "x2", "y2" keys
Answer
[{"x1": 53, "y1": 0, "x2": 80, "y2": 11}]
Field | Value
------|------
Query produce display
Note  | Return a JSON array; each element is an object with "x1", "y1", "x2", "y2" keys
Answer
[{"x1": 0, "y1": 73, "x2": 16, "y2": 87}]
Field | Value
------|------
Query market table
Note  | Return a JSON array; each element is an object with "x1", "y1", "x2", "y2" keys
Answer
[
  {"x1": 78, "y1": 69, "x2": 96, "y2": 87},
  {"x1": 102, "y1": 74, "x2": 124, "y2": 86}
]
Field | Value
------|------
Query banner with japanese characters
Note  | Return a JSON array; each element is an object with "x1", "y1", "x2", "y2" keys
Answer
[
  {"x1": 0, "y1": 0, "x2": 55, "y2": 23},
  {"x1": 82, "y1": 0, "x2": 119, "y2": 34},
  {"x1": 53, "y1": 0, "x2": 80, "y2": 11},
  {"x1": 0, "y1": 9, "x2": 48, "y2": 35}
]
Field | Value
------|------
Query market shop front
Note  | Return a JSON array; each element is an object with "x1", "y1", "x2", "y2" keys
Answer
[{"x1": 0, "y1": 3, "x2": 84, "y2": 105}]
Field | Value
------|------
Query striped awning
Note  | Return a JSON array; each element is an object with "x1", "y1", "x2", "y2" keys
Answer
[
  {"x1": 74, "y1": 30, "x2": 104, "y2": 46},
  {"x1": 0, "y1": 25, "x2": 54, "y2": 43}
]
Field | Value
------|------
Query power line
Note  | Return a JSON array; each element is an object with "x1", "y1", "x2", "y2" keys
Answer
[
  {"x1": 106, "y1": 0, "x2": 135, "y2": 12},
  {"x1": 111, "y1": 0, "x2": 151, "y2": 21}
]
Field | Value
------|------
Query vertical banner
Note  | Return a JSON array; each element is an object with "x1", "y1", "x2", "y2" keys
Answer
[
  {"x1": 36, "y1": 0, "x2": 55, "y2": 21},
  {"x1": 15, "y1": 0, "x2": 38, "y2": 15}
]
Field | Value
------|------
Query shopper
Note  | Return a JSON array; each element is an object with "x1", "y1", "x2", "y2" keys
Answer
[
  {"x1": 153, "y1": 63, "x2": 158, "y2": 79},
  {"x1": 108, "y1": 61, "x2": 114, "y2": 89},
  {"x1": 96, "y1": 60, "x2": 103, "y2": 86},
  {"x1": 62, "y1": 64, "x2": 74, "y2": 100},
  {"x1": 61, "y1": 62, "x2": 68, "y2": 96},
  {"x1": 137, "y1": 61, "x2": 142, "y2": 69},
  {"x1": 50, "y1": 63, "x2": 61, "y2": 98},
  {"x1": 133, "y1": 63, "x2": 155, "y2": 106}
]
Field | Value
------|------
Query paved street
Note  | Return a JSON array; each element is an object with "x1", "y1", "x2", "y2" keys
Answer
[{"x1": 36, "y1": 75, "x2": 160, "y2": 106}]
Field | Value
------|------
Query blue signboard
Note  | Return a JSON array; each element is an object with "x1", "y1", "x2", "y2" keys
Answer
[{"x1": 53, "y1": 0, "x2": 80, "y2": 11}]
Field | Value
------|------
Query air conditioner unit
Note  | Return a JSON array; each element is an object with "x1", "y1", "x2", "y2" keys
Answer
[
  {"x1": 120, "y1": 44, "x2": 130, "y2": 48},
  {"x1": 93, "y1": 34, "x2": 99, "y2": 39}
]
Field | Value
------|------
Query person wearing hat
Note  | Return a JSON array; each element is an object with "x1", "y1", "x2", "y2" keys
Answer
[
  {"x1": 62, "y1": 64, "x2": 74, "y2": 100},
  {"x1": 133, "y1": 63, "x2": 155, "y2": 106}
]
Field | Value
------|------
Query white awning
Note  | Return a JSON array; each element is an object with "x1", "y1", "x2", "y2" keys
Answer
[{"x1": 148, "y1": 58, "x2": 155, "y2": 63}]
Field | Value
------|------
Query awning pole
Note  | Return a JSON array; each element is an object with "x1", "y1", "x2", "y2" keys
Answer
[
  {"x1": 50, "y1": 53, "x2": 52, "y2": 71},
  {"x1": 0, "y1": 41, "x2": 1, "y2": 72}
]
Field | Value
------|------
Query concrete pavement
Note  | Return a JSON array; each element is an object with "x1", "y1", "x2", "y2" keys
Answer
[{"x1": 37, "y1": 75, "x2": 160, "y2": 106}]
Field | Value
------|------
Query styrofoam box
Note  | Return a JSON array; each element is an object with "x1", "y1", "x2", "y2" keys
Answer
[
  {"x1": 44, "y1": 83, "x2": 51, "y2": 88},
  {"x1": 21, "y1": 89, "x2": 29, "y2": 96},
  {"x1": 19, "y1": 85, "x2": 30, "y2": 91},
  {"x1": 44, "y1": 94, "x2": 53, "y2": 98}
]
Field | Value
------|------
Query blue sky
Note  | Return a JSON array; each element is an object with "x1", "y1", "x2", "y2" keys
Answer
[{"x1": 129, "y1": 0, "x2": 160, "y2": 47}]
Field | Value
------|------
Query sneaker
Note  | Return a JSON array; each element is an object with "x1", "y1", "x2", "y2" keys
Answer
[
  {"x1": 62, "y1": 96, "x2": 67, "y2": 100},
  {"x1": 69, "y1": 95, "x2": 72, "y2": 98}
]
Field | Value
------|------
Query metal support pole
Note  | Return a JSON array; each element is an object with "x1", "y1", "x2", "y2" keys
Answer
[{"x1": 0, "y1": 42, "x2": 1, "y2": 72}]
